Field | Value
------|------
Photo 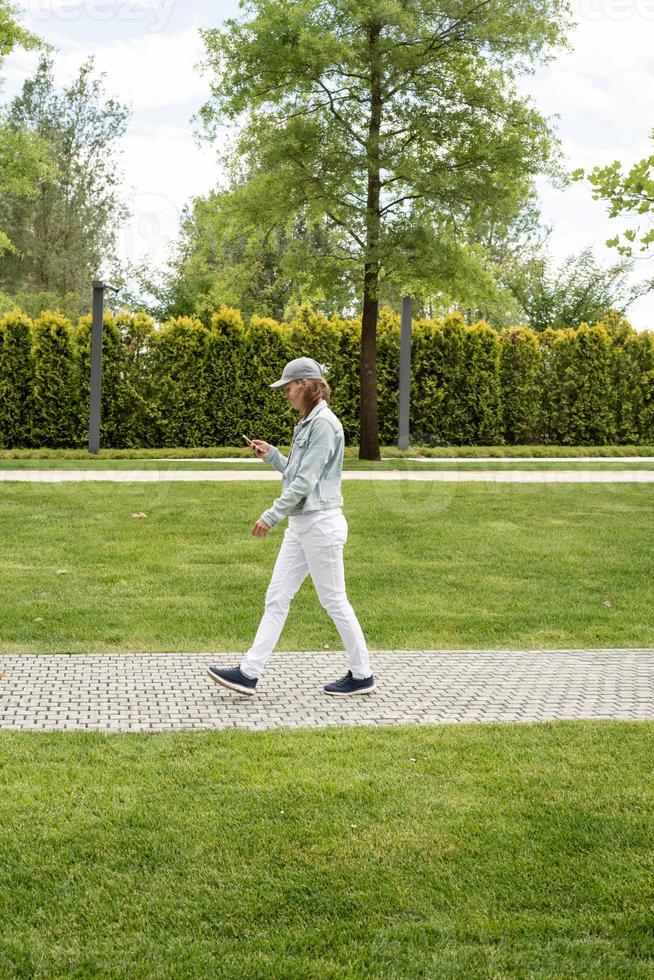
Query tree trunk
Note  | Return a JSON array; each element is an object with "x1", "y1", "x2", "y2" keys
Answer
[
  {"x1": 360, "y1": 259, "x2": 380, "y2": 459},
  {"x1": 359, "y1": 19, "x2": 382, "y2": 462}
]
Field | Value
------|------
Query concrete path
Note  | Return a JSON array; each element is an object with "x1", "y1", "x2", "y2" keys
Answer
[
  {"x1": 2, "y1": 469, "x2": 654, "y2": 482},
  {"x1": 0, "y1": 649, "x2": 652, "y2": 732}
]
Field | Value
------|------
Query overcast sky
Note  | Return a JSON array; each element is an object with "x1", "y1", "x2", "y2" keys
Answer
[{"x1": 3, "y1": 0, "x2": 654, "y2": 330}]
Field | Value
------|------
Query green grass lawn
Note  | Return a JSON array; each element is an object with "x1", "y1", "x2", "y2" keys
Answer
[
  {"x1": 2, "y1": 457, "x2": 654, "y2": 470},
  {"x1": 1, "y1": 722, "x2": 653, "y2": 978},
  {"x1": 3, "y1": 444, "x2": 654, "y2": 460},
  {"x1": 0, "y1": 481, "x2": 652, "y2": 654},
  {"x1": 1, "y1": 467, "x2": 653, "y2": 978}
]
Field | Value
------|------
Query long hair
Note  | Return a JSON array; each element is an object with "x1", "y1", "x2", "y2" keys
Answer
[{"x1": 300, "y1": 378, "x2": 331, "y2": 418}]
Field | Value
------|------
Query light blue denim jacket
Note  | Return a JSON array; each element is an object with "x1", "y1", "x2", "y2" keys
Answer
[{"x1": 260, "y1": 399, "x2": 345, "y2": 528}]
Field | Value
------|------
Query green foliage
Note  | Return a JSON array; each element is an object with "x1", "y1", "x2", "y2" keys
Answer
[
  {"x1": 565, "y1": 323, "x2": 615, "y2": 445},
  {"x1": 633, "y1": 330, "x2": 654, "y2": 444},
  {"x1": 160, "y1": 190, "x2": 354, "y2": 323},
  {"x1": 596, "y1": 310, "x2": 643, "y2": 444},
  {"x1": 0, "y1": 2, "x2": 52, "y2": 255},
  {"x1": 0, "y1": 54, "x2": 130, "y2": 301},
  {"x1": 151, "y1": 316, "x2": 215, "y2": 447},
  {"x1": 501, "y1": 246, "x2": 652, "y2": 332},
  {"x1": 1, "y1": 303, "x2": 653, "y2": 449},
  {"x1": 499, "y1": 327, "x2": 541, "y2": 445},
  {"x1": 573, "y1": 128, "x2": 654, "y2": 256},
  {"x1": 113, "y1": 309, "x2": 162, "y2": 448},
  {"x1": 0, "y1": 289, "x2": 90, "y2": 321},
  {"x1": 537, "y1": 323, "x2": 616, "y2": 446},
  {"x1": 375, "y1": 307, "x2": 401, "y2": 447},
  {"x1": 0, "y1": 124, "x2": 52, "y2": 254},
  {"x1": 30, "y1": 310, "x2": 78, "y2": 448},
  {"x1": 204, "y1": 306, "x2": 248, "y2": 446},
  {"x1": 409, "y1": 312, "x2": 504, "y2": 446},
  {"x1": 0, "y1": 308, "x2": 33, "y2": 447},
  {"x1": 0, "y1": 1, "x2": 43, "y2": 59}
]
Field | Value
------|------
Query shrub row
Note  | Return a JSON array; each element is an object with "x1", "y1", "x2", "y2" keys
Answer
[{"x1": 0, "y1": 304, "x2": 652, "y2": 448}]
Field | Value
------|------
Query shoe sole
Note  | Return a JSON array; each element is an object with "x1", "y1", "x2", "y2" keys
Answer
[
  {"x1": 324, "y1": 683, "x2": 376, "y2": 697},
  {"x1": 207, "y1": 668, "x2": 257, "y2": 696}
]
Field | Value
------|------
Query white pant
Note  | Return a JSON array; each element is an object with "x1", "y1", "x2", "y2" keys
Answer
[{"x1": 240, "y1": 507, "x2": 373, "y2": 680}]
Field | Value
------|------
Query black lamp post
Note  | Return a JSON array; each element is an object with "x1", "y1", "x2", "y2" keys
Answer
[
  {"x1": 398, "y1": 295, "x2": 412, "y2": 450},
  {"x1": 89, "y1": 280, "x2": 119, "y2": 454}
]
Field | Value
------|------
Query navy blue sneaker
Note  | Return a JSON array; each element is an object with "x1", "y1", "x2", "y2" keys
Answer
[
  {"x1": 207, "y1": 665, "x2": 258, "y2": 696},
  {"x1": 324, "y1": 670, "x2": 375, "y2": 696}
]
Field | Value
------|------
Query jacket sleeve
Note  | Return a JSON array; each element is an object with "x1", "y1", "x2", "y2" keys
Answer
[
  {"x1": 263, "y1": 445, "x2": 288, "y2": 474},
  {"x1": 260, "y1": 421, "x2": 336, "y2": 528}
]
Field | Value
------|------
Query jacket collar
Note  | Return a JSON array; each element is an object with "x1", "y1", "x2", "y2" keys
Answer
[{"x1": 299, "y1": 398, "x2": 327, "y2": 426}]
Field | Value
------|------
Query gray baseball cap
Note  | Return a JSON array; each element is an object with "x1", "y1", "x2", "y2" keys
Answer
[{"x1": 269, "y1": 356, "x2": 327, "y2": 388}]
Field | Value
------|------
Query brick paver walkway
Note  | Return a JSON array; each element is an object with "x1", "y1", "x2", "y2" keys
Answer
[{"x1": 0, "y1": 649, "x2": 652, "y2": 732}]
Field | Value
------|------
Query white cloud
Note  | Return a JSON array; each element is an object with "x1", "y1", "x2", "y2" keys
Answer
[
  {"x1": 32, "y1": 25, "x2": 209, "y2": 111},
  {"x1": 6, "y1": 4, "x2": 211, "y2": 109},
  {"x1": 86, "y1": 27, "x2": 209, "y2": 111},
  {"x1": 515, "y1": 7, "x2": 654, "y2": 330},
  {"x1": 18, "y1": 0, "x2": 177, "y2": 34},
  {"x1": 116, "y1": 122, "x2": 221, "y2": 267}
]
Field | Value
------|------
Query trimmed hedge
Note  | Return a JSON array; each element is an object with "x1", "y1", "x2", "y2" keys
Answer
[{"x1": 0, "y1": 303, "x2": 652, "y2": 449}]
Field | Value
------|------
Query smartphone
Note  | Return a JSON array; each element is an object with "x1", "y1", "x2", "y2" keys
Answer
[{"x1": 242, "y1": 434, "x2": 253, "y2": 445}]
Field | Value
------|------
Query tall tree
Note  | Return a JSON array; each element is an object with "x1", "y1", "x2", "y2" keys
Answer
[
  {"x1": 0, "y1": 54, "x2": 130, "y2": 301},
  {"x1": 500, "y1": 246, "x2": 653, "y2": 332},
  {"x1": 0, "y1": 1, "x2": 51, "y2": 256},
  {"x1": 197, "y1": 0, "x2": 573, "y2": 458},
  {"x1": 159, "y1": 183, "x2": 356, "y2": 322}
]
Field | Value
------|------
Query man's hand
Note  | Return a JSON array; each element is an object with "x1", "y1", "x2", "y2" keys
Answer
[{"x1": 251, "y1": 517, "x2": 271, "y2": 537}]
